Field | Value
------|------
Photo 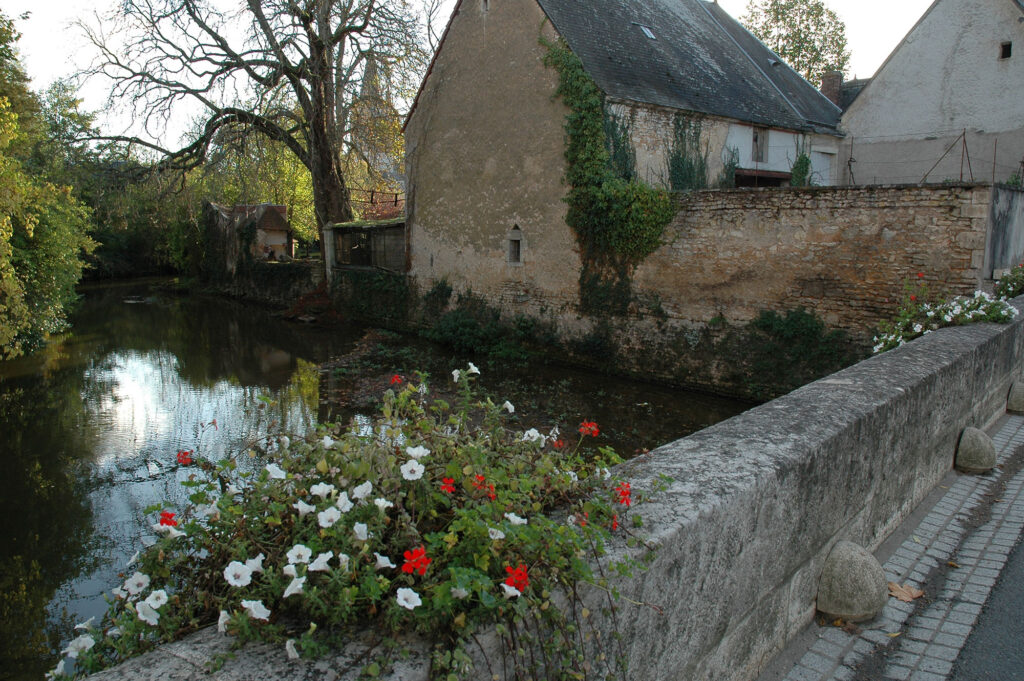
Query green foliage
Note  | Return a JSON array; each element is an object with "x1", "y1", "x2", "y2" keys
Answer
[
  {"x1": 716, "y1": 147, "x2": 740, "y2": 189},
  {"x1": 425, "y1": 292, "x2": 554, "y2": 361},
  {"x1": 570, "y1": 319, "x2": 618, "y2": 363},
  {"x1": 789, "y1": 153, "x2": 812, "y2": 187},
  {"x1": 578, "y1": 265, "x2": 632, "y2": 316},
  {"x1": 667, "y1": 114, "x2": 708, "y2": 192},
  {"x1": 603, "y1": 112, "x2": 636, "y2": 182},
  {"x1": 1007, "y1": 171, "x2": 1023, "y2": 188},
  {"x1": 334, "y1": 269, "x2": 411, "y2": 325},
  {"x1": 742, "y1": 0, "x2": 850, "y2": 85},
  {"x1": 69, "y1": 372, "x2": 637, "y2": 680},
  {"x1": 996, "y1": 262, "x2": 1024, "y2": 300},
  {"x1": 422, "y1": 278, "x2": 453, "y2": 319}
]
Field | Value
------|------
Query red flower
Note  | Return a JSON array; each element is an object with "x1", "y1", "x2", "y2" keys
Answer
[
  {"x1": 578, "y1": 421, "x2": 600, "y2": 437},
  {"x1": 917, "y1": 272, "x2": 924, "y2": 278},
  {"x1": 159, "y1": 511, "x2": 177, "y2": 527},
  {"x1": 471, "y1": 475, "x2": 496, "y2": 500},
  {"x1": 611, "y1": 514, "x2": 619, "y2": 531},
  {"x1": 552, "y1": 439, "x2": 565, "y2": 450},
  {"x1": 176, "y1": 450, "x2": 193, "y2": 465},
  {"x1": 390, "y1": 374, "x2": 403, "y2": 385},
  {"x1": 472, "y1": 474, "x2": 486, "y2": 490},
  {"x1": 504, "y1": 564, "x2": 529, "y2": 592},
  {"x1": 487, "y1": 484, "x2": 496, "y2": 501},
  {"x1": 440, "y1": 477, "x2": 456, "y2": 494},
  {"x1": 910, "y1": 295, "x2": 917, "y2": 302},
  {"x1": 402, "y1": 546, "x2": 431, "y2": 576},
  {"x1": 615, "y1": 482, "x2": 632, "y2": 508}
]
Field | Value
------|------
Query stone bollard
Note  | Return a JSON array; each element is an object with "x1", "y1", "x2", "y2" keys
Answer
[
  {"x1": 1008, "y1": 382, "x2": 1024, "y2": 414},
  {"x1": 955, "y1": 427, "x2": 996, "y2": 473},
  {"x1": 817, "y1": 541, "x2": 887, "y2": 622}
]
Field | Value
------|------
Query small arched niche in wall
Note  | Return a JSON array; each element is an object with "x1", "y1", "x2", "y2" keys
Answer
[
  {"x1": 481, "y1": 0, "x2": 490, "y2": 11},
  {"x1": 507, "y1": 225, "x2": 523, "y2": 266}
]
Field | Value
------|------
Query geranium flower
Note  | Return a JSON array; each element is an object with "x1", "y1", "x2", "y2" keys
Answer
[
  {"x1": 309, "y1": 551, "x2": 333, "y2": 572},
  {"x1": 402, "y1": 546, "x2": 431, "y2": 575},
  {"x1": 504, "y1": 563, "x2": 529, "y2": 591},
  {"x1": 450, "y1": 586, "x2": 469, "y2": 599},
  {"x1": 467, "y1": 362, "x2": 480, "y2": 375},
  {"x1": 310, "y1": 482, "x2": 335, "y2": 499},
  {"x1": 286, "y1": 544, "x2": 312, "y2": 564},
  {"x1": 440, "y1": 477, "x2": 456, "y2": 494},
  {"x1": 400, "y1": 460, "x2": 425, "y2": 480},
  {"x1": 405, "y1": 445, "x2": 430, "y2": 459},
  {"x1": 500, "y1": 584, "x2": 521, "y2": 599},
  {"x1": 246, "y1": 553, "x2": 267, "y2": 573},
  {"x1": 374, "y1": 497, "x2": 395, "y2": 511},
  {"x1": 336, "y1": 491, "x2": 354, "y2": 513},
  {"x1": 374, "y1": 552, "x2": 397, "y2": 570},
  {"x1": 317, "y1": 506, "x2": 341, "y2": 528},
  {"x1": 472, "y1": 475, "x2": 496, "y2": 498},
  {"x1": 578, "y1": 420, "x2": 600, "y2": 437},
  {"x1": 352, "y1": 480, "x2": 373, "y2": 499},
  {"x1": 136, "y1": 601, "x2": 160, "y2": 626},
  {"x1": 502, "y1": 400, "x2": 515, "y2": 413},
  {"x1": 612, "y1": 514, "x2": 619, "y2": 531},
  {"x1": 283, "y1": 576, "x2": 306, "y2": 598},
  {"x1": 158, "y1": 511, "x2": 177, "y2": 527},
  {"x1": 224, "y1": 561, "x2": 253, "y2": 587},
  {"x1": 390, "y1": 374, "x2": 403, "y2": 385},
  {"x1": 488, "y1": 527, "x2": 506, "y2": 541},
  {"x1": 144, "y1": 589, "x2": 168, "y2": 610},
  {"x1": 552, "y1": 439, "x2": 565, "y2": 449},
  {"x1": 124, "y1": 571, "x2": 150, "y2": 596},
  {"x1": 63, "y1": 634, "x2": 96, "y2": 658},
  {"x1": 176, "y1": 450, "x2": 193, "y2": 465},
  {"x1": 217, "y1": 610, "x2": 230, "y2": 633},
  {"x1": 353, "y1": 522, "x2": 369, "y2": 541},
  {"x1": 293, "y1": 499, "x2": 316, "y2": 517},
  {"x1": 286, "y1": 639, "x2": 300, "y2": 660},
  {"x1": 265, "y1": 463, "x2": 287, "y2": 479},
  {"x1": 615, "y1": 481, "x2": 632, "y2": 507},
  {"x1": 396, "y1": 587, "x2": 422, "y2": 610},
  {"x1": 504, "y1": 512, "x2": 528, "y2": 526},
  {"x1": 241, "y1": 599, "x2": 271, "y2": 621}
]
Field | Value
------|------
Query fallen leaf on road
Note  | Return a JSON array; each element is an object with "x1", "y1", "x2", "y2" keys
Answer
[
  {"x1": 888, "y1": 582, "x2": 924, "y2": 602},
  {"x1": 947, "y1": 561, "x2": 960, "y2": 568},
  {"x1": 887, "y1": 632, "x2": 902, "y2": 638}
]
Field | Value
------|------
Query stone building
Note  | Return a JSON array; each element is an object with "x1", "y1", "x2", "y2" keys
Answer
[{"x1": 837, "y1": 0, "x2": 1024, "y2": 185}]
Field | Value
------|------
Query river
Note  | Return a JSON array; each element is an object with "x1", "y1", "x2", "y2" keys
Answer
[{"x1": 0, "y1": 279, "x2": 750, "y2": 680}]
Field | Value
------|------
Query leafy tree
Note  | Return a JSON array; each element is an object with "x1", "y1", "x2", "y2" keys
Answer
[
  {"x1": 742, "y1": 0, "x2": 850, "y2": 86},
  {"x1": 80, "y1": 0, "x2": 428, "y2": 254}
]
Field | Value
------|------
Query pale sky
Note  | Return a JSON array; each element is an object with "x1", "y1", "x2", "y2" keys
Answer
[{"x1": 6, "y1": 0, "x2": 937, "y2": 144}]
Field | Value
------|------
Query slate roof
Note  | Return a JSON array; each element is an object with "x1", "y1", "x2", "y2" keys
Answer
[{"x1": 535, "y1": 0, "x2": 841, "y2": 134}]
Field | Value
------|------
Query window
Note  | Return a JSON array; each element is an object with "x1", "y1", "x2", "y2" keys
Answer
[
  {"x1": 481, "y1": 0, "x2": 489, "y2": 11},
  {"x1": 508, "y1": 226, "x2": 522, "y2": 265},
  {"x1": 639, "y1": 25, "x2": 656, "y2": 40},
  {"x1": 1001, "y1": 42, "x2": 1013, "y2": 59},
  {"x1": 752, "y1": 127, "x2": 769, "y2": 163}
]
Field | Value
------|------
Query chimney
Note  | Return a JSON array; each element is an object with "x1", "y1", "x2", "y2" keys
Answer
[{"x1": 820, "y1": 70, "x2": 843, "y2": 107}]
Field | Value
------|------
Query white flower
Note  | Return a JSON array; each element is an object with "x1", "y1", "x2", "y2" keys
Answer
[
  {"x1": 336, "y1": 491, "x2": 354, "y2": 512},
  {"x1": 336, "y1": 553, "x2": 351, "y2": 571},
  {"x1": 374, "y1": 552, "x2": 397, "y2": 570},
  {"x1": 217, "y1": 610, "x2": 230, "y2": 633},
  {"x1": 107, "y1": 626, "x2": 123, "y2": 638},
  {"x1": 488, "y1": 527, "x2": 506, "y2": 541},
  {"x1": 45, "y1": 660, "x2": 65, "y2": 680},
  {"x1": 396, "y1": 587, "x2": 422, "y2": 610},
  {"x1": 522, "y1": 428, "x2": 544, "y2": 443},
  {"x1": 500, "y1": 584, "x2": 521, "y2": 599},
  {"x1": 224, "y1": 561, "x2": 253, "y2": 587},
  {"x1": 165, "y1": 526, "x2": 186, "y2": 539},
  {"x1": 451, "y1": 586, "x2": 469, "y2": 599},
  {"x1": 136, "y1": 601, "x2": 160, "y2": 626},
  {"x1": 401, "y1": 460, "x2": 425, "y2": 481},
  {"x1": 322, "y1": 435, "x2": 335, "y2": 449},
  {"x1": 283, "y1": 564, "x2": 297, "y2": 577},
  {"x1": 309, "y1": 551, "x2": 333, "y2": 572},
  {"x1": 913, "y1": 323, "x2": 923, "y2": 333},
  {"x1": 241, "y1": 599, "x2": 271, "y2": 621},
  {"x1": 374, "y1": 497, "x2": 395, "y2": 511},
  {"x1": 310, "y1": 482, "x2": 335, "y2": 499},
  {"x1": 286, "y1": 639, "x2": 300, "y2": 660},
  {"x1": 467, "y1": 362, "x2": 480, "y2": 375},
  {"x1": 144, "y1": 589, "x2": 169, "y2": 610},
  {"x1": 127, "y1": 551, "x2": 139, "y2": 567},
  {"x1": 352, "y1": 480, "x2": 373, "y2": 499},
  {"x1": 317, "y1": 506, "x2": 341, "y2": 528},
  {"x1": 353, "y1": 522, "x2": 369, "y2": 541},
  {"x1": 246, "y1": 553, "x2": 265, "y2": 573},
  {"x1": 226, "y1": 483, "x2": 241, "y2": 496},
  {"x1": 74, "y1": 616, "x2": 96, "y2": 631},
  {"x1": 124, "y1": 571, "x2": 151, "y2": 596},
  {"x1": 286, "y1": 544, "x2": 312, "y2": 564},
  {"x1": 405, "y1": 445, "x2": 430, "y2": 460},
  {"x1": 111, "y1": 586, "x2": 127, "y2": 599},
  {"x1": 504, "y1": 512, "x2": 528, "y2": 525},
  {"x1": 598, "y1": 467, "x2": 611, "y2": 480},
  {"x1": 452, "y1": 369, "x2": 461, "y2": 383},
  {"x1": 283, "y1": 576, "x2": 306, "y2": 598},
  {"x1": 278, "y1": 435, "x2": 290, "y2": 450},
  {"x1": 265, "y1": 463, "x2": 287, "y2": 479},
  {"x1": 502, "y1": 400, "x2": 515, "y2": 413},
  {"x1": 63, "y1": 634, "x2": 96, "y2": 658}
]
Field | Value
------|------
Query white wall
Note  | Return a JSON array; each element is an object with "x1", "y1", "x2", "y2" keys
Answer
[{"x1": 724, "y1": 123, "x2": 840, "y2": 184}]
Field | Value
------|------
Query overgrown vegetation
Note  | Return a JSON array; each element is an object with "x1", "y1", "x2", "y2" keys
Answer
[
  {"x1": 333, "y1": 269, "x2": 412, "y2": 326},
  {"x1": 667, "y1": 114, "x2": 709, "y2": 192},
  {"x1": 789, "y1": 153, "x2": 813, "y2": 187},
  {"x1": 425, "y1": 291, "x2": 557, "y2": 361}
]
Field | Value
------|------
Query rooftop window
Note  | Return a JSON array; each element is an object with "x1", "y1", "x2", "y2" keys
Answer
[
  {"x1": 638, "y1": 24, "x2": 656, "y2": 40},
  {"x1": 1001, "y1": 42, "x2": 1012, "y2": 59}
]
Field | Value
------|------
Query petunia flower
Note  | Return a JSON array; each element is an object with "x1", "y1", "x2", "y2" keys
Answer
[
  {"x1": 45, "y1": 660, "x2": 65, "y2": 680},
  {"x1": 283, "y1": 564, "x2": 297, "y2": 577},
  {"x1": 336, "y1": 553, "x2": 351, "y2": 571},
  {"x1": 217, "y1": 610, "x2": 230, "y2": 633},
  {"x1": 396, "y1": 587, "x2": 422, "y2": 610},
  {"x1": 127, "y1": 551, "x2": 139, "y2": 567},
  {"x1": 353, "y1": 522, "x2": 369, "y2": 541},
  {"x1": 504, "y1": 512, "x2": 528, "y2": 526},
  {"x1": 111, "y1": 586, "x2": 127, "y2": 599},
  {"x1": 352, "y1": 481, "x2": 373, "y2": 499},
  {"x1": 405, "y1": 445, "x2": 430, "y2": 460},
  {"x1": 522, "y1": 428, "x2": 544, "y2": 443},
  {"x1": 400, "y1": 460, "x2": 425, "y2": 481},
  {"x1": 265, "y1": 463, "x2": 287, "y2": 479},
  {"x1": 286, "y1": 544, "x2": 312, "y2": 564},
  {"x1": 74, "y1": 616, "x2": 95, "y2": 632},
  {"x1": 374, "y1": 497, "x2": 394, "y2": 511},
  {"x1": 321, "y1": 435, "x2": 335, "y2": 449},
  {"x1": 500, "y1": 584, "x2": 521, "y2": 599},
  {"x1": 291, "y1": 500, "x2": 316, "y2": 520},
  {"x1": 502, "y1": 401, "x2": 515, "y2": 413},
  {"x1": 452, "y1": 369, "x2": 461, "y2": 383},
  {"x1": 63, "y1": 634, "x2": 96, "y2": 658},
  {"x1": 283, "y1": 576, "x2": 306, "y2": 598},
  {"x1": 467, "y1": 362, "x2": 480, "y2": 375},
  {"x1": 278, "y1": 435, "x2": 290, "y2": 450},
  {"x1": 488, "y1": 527, "x2": 506, "y2": 541},
  {"x1": 317, "y1": 506, "x2": 341, "y2": 528},
  {"x1": 164, "y1": 526, "x2": 186, "y2": 539},
  {"x1": 136, "y1": 601, "x2": 160, "y2": 626},
  {"x1": 286, "y1": 639, "x2": 300, "y2": 660},
  {"x1": 309, "y1": 551, "x2": 333, "y2": 572},
  {"x1": 144, "y1": 589, "x2": 168, "y2": 610},
  {"x1": 241, "y1": 599, "x2": 271, "y2": 621},
  {"x1": 124, "y1": 571, "x2": 151, "y2": 596},
  {"x1": 374, "y1": 552, "x2": 397, "y2": 570},
  {"x1": 224, "y1": 561, "x2": 253, "y2": 587},
  {"x1": 310, "y1": 482, "x2": 336, "y2": 499}
]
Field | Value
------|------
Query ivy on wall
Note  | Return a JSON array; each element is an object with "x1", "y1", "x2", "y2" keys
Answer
[
  {"x1": 667, "y1": 114, "x2": 709, "y2": 192},
  {"x1": 541, "y1": 38, "x2": 675, "y2": 313}
]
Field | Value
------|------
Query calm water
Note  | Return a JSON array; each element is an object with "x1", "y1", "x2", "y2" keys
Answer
[{"x1": 0, "y1": 280, "x2": 749, "y2": 680}]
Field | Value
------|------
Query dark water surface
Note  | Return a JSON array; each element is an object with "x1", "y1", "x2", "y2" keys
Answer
[{"x1": 0, "y1": 280, "x2": 750, "y2": 680}]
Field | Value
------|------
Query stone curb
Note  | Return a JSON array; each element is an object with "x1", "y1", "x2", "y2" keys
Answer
[{"x1": 761, "y1": 414, "x2": 1024, "y2": 681}]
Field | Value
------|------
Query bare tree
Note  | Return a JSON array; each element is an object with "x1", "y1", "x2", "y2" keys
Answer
[{"x1": 80, "y1": 0, "x2": 427, "y2": 248}]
